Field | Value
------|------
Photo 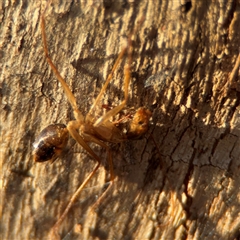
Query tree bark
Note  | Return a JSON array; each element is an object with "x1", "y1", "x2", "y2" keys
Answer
[{"x1": 1, "y1": 1, "x2": 240, "y2": 240}]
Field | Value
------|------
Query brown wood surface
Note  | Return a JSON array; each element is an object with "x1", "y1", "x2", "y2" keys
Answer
[{"x1": 1, "y1": 1, "x2": 240, "y2": 240}]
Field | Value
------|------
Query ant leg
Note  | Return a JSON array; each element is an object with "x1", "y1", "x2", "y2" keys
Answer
[
  {"x1": 81, "y1": 133, "x2": 115, "y2": 209},
  {"x1": 93, "y1": 45, "x2": 132, "y2": 127},
  {"x1": 93, "y1": 17, "x2": 144, "y2": 127},
  {"x1": 51, "y1": 160, "x2": 100, "y2": 240},
  {"x1": 82, "y1": 133, "x2": 114, "y2": 180},
  {"x1": 50, "y1": 121, "x2": 114, "y2": 239},
  {"x1": 41, "y1": 13, "x2": 84, "y2": 122},
  {"x1": 50, "y1": 120, "x2": 103, "y2": 239},
  {"x1": 86, "y1": 46, "x2": 127, "y2": 121}
]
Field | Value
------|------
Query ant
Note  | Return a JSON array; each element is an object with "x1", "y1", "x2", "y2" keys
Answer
[{"x1": 33, "y1": 5, "x2": 151, "y2": 240}]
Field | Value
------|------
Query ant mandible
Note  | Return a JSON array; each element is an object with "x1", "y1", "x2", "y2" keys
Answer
[{"x1": 33, "y1": 4, "x2": 151, "y2": 240}]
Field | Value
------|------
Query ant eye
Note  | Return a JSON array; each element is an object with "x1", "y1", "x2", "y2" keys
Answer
[{"x1": 138, "y1": 121, "x2": 144, "y2": 125}]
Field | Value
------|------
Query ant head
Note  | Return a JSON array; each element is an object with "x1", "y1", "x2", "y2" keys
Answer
[{"x1": 127, "y1": 107, "x2": 152, "y2": 140}]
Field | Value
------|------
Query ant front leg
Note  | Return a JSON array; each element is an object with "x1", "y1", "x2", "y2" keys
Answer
[
  {"x1": 93, "y1": 35, "x2": 133, "y2": 127},
  {"x1": 93, "y1": 17, "x2": 144, "y2": 127},
  {"x1": 86, "y1": 46, "x2": 127, "y2": 122},
  {"x1": 93, "y1": 61, "x2": 131, "y2": 127}
]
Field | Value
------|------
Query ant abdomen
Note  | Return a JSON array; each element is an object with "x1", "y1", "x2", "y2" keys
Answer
[{"x1": 33, "y1": 124, "x2": 69, "y2": 162}]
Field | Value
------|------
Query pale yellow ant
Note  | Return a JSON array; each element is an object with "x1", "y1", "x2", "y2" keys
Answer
[{"x1": 33, "y1": 7, "x2": 151, "y2": 240}]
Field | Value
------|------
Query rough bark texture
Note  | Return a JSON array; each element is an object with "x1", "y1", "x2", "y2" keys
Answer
[{"x1": 1, "y1": 1, "x2": 240, "y2": 240}]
